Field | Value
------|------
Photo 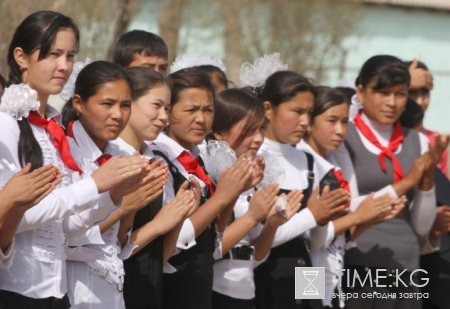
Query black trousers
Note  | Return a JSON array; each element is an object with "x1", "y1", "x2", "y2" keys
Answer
[
  {"x1": 0, "y1": 289, "x2": 70, "y2": 309},
  {"x1": 212, "y1": 291, "x2": 254, "y2": 309}
]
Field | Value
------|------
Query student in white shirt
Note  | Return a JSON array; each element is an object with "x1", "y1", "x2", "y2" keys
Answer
[
  {"x1": 300, "y1": 86, "x2": 407, "y2": 309},
  {"x1": 208, "y1": 88, "x2": 303, "y2": 309},
  {"x1": 0, "y1": 12, "x2": 148, "y2": 308},
  {"x1": 0, "y1": 163, "x2": 61, "y2": 267},
  {"x1": 116, "y1": 67, "x2": 197, "y2": 309},
  {"x1": 152, "y1": 68, "x2": 260, "y2": 309},
  {"x1": 252, "y1": 71, "x2": 350, "y2": 309},
  {"x1": 61, "y1": 61, "x2": 189, "y2": 308}
]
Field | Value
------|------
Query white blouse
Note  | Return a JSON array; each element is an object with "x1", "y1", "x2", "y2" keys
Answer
[{"x1": 0, "y1": 108, "x2": 99, "y2": 299}]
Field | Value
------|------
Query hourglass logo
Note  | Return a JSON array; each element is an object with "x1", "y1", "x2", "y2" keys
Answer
[{"x1": 295, "y1": 267, "x2": 325, "y2": 299}]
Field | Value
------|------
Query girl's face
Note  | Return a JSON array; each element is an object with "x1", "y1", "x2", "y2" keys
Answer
[
  {"x1": 74, "y1": 79, "x2": 132, "y2": 150},
  {"x1": 308, "y1": 103, "x2": 349, "y2": 156},
  {"x1": 264, "y1": 91, "x2": 314, "y2": 145},
  {"x1": 128, "y1": 84, "x2": 170, "y2": 142},
  {"x1": 216, "y1": 116, "x2": 264, "y2": 158},
  {"x1": 357, "y1": 81, "x2": 408, "y2": 125},
  {"x1": 168, "y1": 87, "x2": 214, "y2": 149},
  {"x1": 16, "y1": 28, "x2": 76, "y2": 99}
]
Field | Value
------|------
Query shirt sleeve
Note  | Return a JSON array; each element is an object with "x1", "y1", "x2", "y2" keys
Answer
[
  {"x1": 17, "y1": 176, "x2": 99, "y2": 233},
  {"x1": 0, "y1": 237, "x2": 15, "y2": 268},
  {"x1": 63, "y1": 191, "x2": 119, "y2": 238},
  {"x1": 272, "y1": 208, "x2": 317, "y2": 248}
]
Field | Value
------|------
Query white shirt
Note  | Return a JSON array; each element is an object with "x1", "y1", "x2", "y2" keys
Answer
[
  {"x1": 66, "y1": 121, "x2": 133, "y2": 309},
  {"x1": 212, "y1": 191, "x2": 265, "y2": 299},
  {"x1": 0, "y1": 239, "x2": 15, "y2": 269},
  {"x1": 0, "y1": 108, "x2": 99, "y2": 299},
  {"x1": 258, "y1": 138, "x2": 319, "y2": 249}
]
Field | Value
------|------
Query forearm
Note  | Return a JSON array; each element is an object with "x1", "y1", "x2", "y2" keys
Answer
[
  {"x1": 253, "y1": 223, "x2": 278, "y2": 261},
  {"x1": 127, "y1": 221, "x2": 163, "y2": 256},
  {"x1": 99, "y1": 207, "x2": 126, "y2": 234},
  {"x1": 216, "y1": 198, "x2": 238, "y2": 232},
  {"x1": 189, "y1": 193, "x2": 228, "y2": 237},
  {"x1": 410, "y1": 188, "x2": 436, "y2": 236},
  {"x1": 118, "y1": 211, "x2": 137, "y2": 246},
  {"x1": 163, "y1": 222, "x2": 183, "y2": 262},
  {"x1": 0, "y1": 205, "x2": 25, "y2": 251},
  {"x1": 221, "y1": 214, "x2": 258, "y2": 255}
]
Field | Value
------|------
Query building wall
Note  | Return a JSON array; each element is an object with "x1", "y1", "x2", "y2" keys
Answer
[{"x1": 327, "y1": 4, "x2": 450, "y2": 133}]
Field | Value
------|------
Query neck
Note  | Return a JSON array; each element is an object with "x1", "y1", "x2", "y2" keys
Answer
[
  {"x1": 305, "y1": 137, "x2": 326, "y2": 158},
  {"x1": 37, "y1": 94, "x2": 49, "y2": 116},
  {"x1": 264, "y1": 126, "x2": 284, "y2": 144},
  {"x1": 120, "y1": 126, "x2": 144, "y2": 153}
]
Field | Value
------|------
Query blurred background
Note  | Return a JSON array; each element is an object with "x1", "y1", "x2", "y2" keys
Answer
[{"x1": 1, "y1": 0, "x2": 449, "y2": 132}]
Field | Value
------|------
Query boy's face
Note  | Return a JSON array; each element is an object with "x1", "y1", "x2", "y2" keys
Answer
[{"x1": 128, "y1": 53, "x2": 168, "y2": 75}]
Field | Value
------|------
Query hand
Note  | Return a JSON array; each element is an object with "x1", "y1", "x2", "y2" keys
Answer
[
  {"x1": 307, "y1": 186, "x2": 349, "y2": 225},
  {"x1": 111, "y1": 158, "x2": 167, "y2": 203},
  {"x1": 178, "y1": 178, "x2": 200, "y2": 218},
  {"x1": 247, "y1": 182, "x2": 279, "y2": 224},
  {"x1": 354, "y1": 194, "x2": 393, "y2": 224},
  {"x1": 247, "y1": 156, "x2": 265, "y2": 189},
  {"x1": 409, "y1": 60, "x2": 433, "y2": 90},
  {"x1": 2, "y1": 163, "x2": 61, "y2": 208},
  {"x1": 380, "y1": 195, "x2": 407, "y2": 221},
  {"x1": 153, "y1": 183, "x2": 196, "y2": 235},
  {"x1": 120, "y1": 162, "x2": 168, "y2": 215},
  {"x1": 91, "y1": 154, "x2": 149, "y2": 193},
  {"x1": 430, "y1": 205, "x2": 450, "y2": 238},
  {"x1": 266, "y1": 190, "x2": 303, "y2": 228},
  {"x1": 215, "y1": 157, "x2": 254, "y2": 204},
  {"x1": 428, "y1": 134, "x2": 450, "y2": 167}
]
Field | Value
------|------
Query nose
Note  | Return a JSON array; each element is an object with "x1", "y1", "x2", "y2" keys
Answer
[
  {"x1": 299, "y1": 113, "x2": 310, "y2": 129},
  {"x1": 159, "y1": 108, "x2": 168, "y2": 124},
  {"x1": 194, "y1": 111, "x2": 206, "y2": 124},
  {"x1": 385, "y1": 94, "x2": 396, "y2": 107},
  {"x1": 110, "y1": 105, "x2": 123, "y2": 120},
  {"x1": 57, "y1": 56, "x2": 70, "y2": 73},
  {"x1": 253, "y1": 130, "x2": 264, "y2": 145}
]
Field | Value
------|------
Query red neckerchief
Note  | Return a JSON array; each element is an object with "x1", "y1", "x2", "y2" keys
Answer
[
  {"x1": 28, "y1": 112, "x2": 82, "y2": 174},
  {"x1": 353, "y1": 111, "x2": 404, "y2": 182},
  {"x1": 177, "y1": 150, "x2": 214, "y2": 195}
]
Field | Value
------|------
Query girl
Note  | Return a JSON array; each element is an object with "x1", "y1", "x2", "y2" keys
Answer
[
  {"x1": 151, "y1": 68, "x2": 259, "y2": 309},
  {"x1": 300, "y1": 86, "x2": 406, "y2": 309},
  {"x1": 253, "y1": 71, "x2": 349, "y2": 309},
  {"x1": 209, "y1": 88, "x2": 303, "y2": 309},
  {"x1": 117, "y1": 67, "x2": 198, "y2": 309},
  {"x1": 0, "y1": 12, "x2": 147, "y2": 308},
  {"x1": 342, "y1": 55, "x2": 448, "y2": 309},
  {"x1": 63, "y1": 62, "x2": 195, "y2": 308}
]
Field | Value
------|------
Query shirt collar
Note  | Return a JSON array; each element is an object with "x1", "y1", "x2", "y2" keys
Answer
[{"x1": 153, "y1": 133, "x2": 200, "y2": 161}]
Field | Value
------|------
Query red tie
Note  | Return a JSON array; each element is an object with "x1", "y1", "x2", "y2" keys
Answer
[
  {"x1": 96, "y1": 154, "x2": 112, "y2": 166},
  {"x1": 177, "y1": 150, "x2": 214, "y2": 195},
  {"x1": 66, "y1": 121, "x2": 111, "y2": 167},
  {"x1": 332, "y1": 168, "x2": 350, "y2": 208},
  {"x1": 28, "y1": 112, "x2": 82, "y2": 174},
  {"x1": 353, "y1": 111, "x2": 404, "y2": 182}
]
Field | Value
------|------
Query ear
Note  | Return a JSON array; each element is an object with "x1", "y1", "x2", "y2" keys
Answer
[
  {"x1": 213, "y1": 131, "x2": 224, "y2": 141},
  {"x1": 72, "y1": 94, "x2": 84, "y2": 116},
  {"x1": 13, "y1": 47, "x2": 29, "y2": 71},
  {"x1": 356, "y1": 85, "x2": 364, "y2": 105},
  {"x1": 263, "y1": 101, "x2": 273, "y2": 121}
]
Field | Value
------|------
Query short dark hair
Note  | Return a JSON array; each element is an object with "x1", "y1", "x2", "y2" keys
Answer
[
  {"x1": 311, "y1": 86, "x2": 349, "y2": 123},
  {"x1": 212, "y1": 88, "x2": 264, "y2": 148},
  {"x1": 357, "y1": 55, "x2": 410, "y2": 91},
  {"x1": 259, "y1": 71, "x2": 315, "y2": 107},
  {"x1": 112, "y1": 30, "x2": 168, "y2": 67},
  {"x1": 125, "y1": 66, "x2": 171, "y2": 101}
]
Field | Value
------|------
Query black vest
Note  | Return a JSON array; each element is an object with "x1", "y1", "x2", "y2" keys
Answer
[
  {"x1": 123, "y1": 192, "x2": 164, "y2": 308},
  {"x1": 155, "y1": 151, "x2": 217, "y2": 309}
]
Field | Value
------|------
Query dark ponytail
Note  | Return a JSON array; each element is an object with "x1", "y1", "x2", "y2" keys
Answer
[{"x1": 7, "y1": 11, "x2": 79, "y2": 169}]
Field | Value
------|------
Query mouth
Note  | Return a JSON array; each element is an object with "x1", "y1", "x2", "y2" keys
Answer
[
  {"x1": 191, "y1": 128, "x2": 206, "y2": 134},
  {"x1": 52, "y1": 76, "x2": 66, "y2": 84}
]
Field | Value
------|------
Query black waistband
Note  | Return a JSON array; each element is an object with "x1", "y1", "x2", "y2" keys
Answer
[{"x1": 222, "y1": 245, "x2": 254, "y2": 261}]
